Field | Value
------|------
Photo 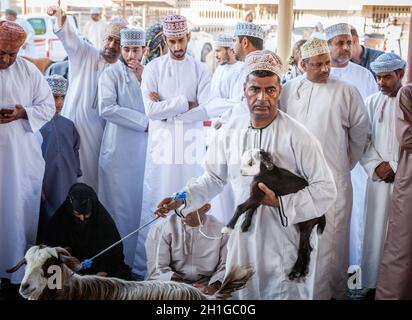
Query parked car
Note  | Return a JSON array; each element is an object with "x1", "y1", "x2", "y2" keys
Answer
[
  {"x1": 23, "y1": 14, "x2": 79, "y2": 61},
  {"x1": 264, "y1": 26, "x2": 316, "y2": 53},
  {"x1": 187, "y1": 28, "x2": 214, "y2": 62}
]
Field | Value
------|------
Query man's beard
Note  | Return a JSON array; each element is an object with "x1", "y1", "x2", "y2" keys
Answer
[
  {"x1": 103, "y1": 48, "x2": 118, "y2": 60},
  {"x1": 334, "y1": 52, "x2": 351, "y2": 64},
  {"x1": 171, "y1": 49, "x2": 186, "y2": 59}
]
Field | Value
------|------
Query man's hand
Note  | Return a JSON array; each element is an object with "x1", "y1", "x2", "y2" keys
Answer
[
  {"x1": 188, "y1": 101, "x2": 199, "y2": 110},
  {"x1": 0, "y1": 108, "x2": 14, "y2": 118},
  {"x1": 0, "y1": 105, "x2": 28, "y2": 124},
  {"x1": 192, "y1": 277, "x2": 209, "y2": 291},
  {"x1": 375, "y1": 162, "x2": 395, "y2": 183},
  {"x1": 193, "y1": 280, "x2": 221, "y2": 295},
  {"x1": 47, "y1": 6, "x2": 66, "y2": 27},
  {"x1": 154, "y1": 197, "x2": 184, "y2": 217},
  {"x1": 127, "y1": 60, "x2": 144, "y2": 81},
  {"x1": 258, "y1": 182, "x2": 279, "y2": 208},
  {"x1": 149, "y1": 92, "x2": 161, "y2": 102}
]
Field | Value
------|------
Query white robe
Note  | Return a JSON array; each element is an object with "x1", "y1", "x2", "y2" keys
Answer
[
  {"x1": 219, "y1": 68, "x2": 249, "y2": 125},
  {"x1": 360, "y1": 92, "x2": 398, "y2": 289},
  {"x1": 55, "y1": 19, "x2": 111, "y2": 192},
  {"x1": 280, "y1": 74, "x2": 369, "y2": 299},
  {"x1": 98, "y1": 62, "x2": 149, "y2": 268},
  {"x1": 145, "y1": 214, "x2": 228, "y2": 285},
  {"x1": 83, "y1": 19, "x2": 107, "y2": 50},
  {"x1": 210, "y1": 62, "x2": 245, "y2": 101},
  {"x1": 209, "y1": 61, "x2": 244, "y2": 224},
  {"x1": 133, "y1": 54, "x2": 218, "y2": 276},
  {"x1": 0, "y1": 57, "x2": 55, "y2": 283},
  {"x1": 331, "y1": 62, "x2": 378, "y2": 100},
  {"x1": 179, "y1": 112, "x2": 337, "y2": 299},
  {"x1": 330, "y1": 62, "x2": 379, "y2": 269}
]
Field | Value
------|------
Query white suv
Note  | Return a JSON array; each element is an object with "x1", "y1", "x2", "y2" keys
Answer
[{"x1": 23, "y1": 14, "x2": 79, "y2": 61}]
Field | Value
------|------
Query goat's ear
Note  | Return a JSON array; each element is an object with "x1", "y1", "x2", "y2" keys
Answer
[
  {"x1": 260, "y1": 151, "x2": 274, "y2": 170},
  {"x1": 59, "y1": 255, "x2": 82, "y2": 273},
  {"x1": 6, "y1": 258, "x2": 27, "y2": 273}
]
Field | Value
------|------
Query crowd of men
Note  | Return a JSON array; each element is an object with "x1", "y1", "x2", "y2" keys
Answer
[{"x1": 1, "y1": 5, "x2": 412, "y2": 300}]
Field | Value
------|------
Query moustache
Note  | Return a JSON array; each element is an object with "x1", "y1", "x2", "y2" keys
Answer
[
  {"x1": 105, "y1": 49, "x2": 117, "y2": 55},
  {"x1": 253, "y1": 104, "x2": 270, "y2": 109}
]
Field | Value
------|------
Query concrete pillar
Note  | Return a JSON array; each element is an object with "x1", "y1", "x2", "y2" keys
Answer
[
  {"x1": 277, "y1": 0, "x2": 293, "y2": 69},
  {"x1": 408, "y1": 6, "x2": 412, "y2": 83},
  {"x1": 142, "y1": 4, "x2": 147, "y2": 29},
  {"x1": 122, "y1": 0, "x2": 126, "y2": 18}
]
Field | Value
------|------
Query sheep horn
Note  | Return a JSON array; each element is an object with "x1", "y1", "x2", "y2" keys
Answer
[
  {"x1": 60, "y1": 255, "x2": 82, "y2": 272},
  {"x1": 6, "y1": 258, "x2": 27, "y2": 273},
  {"x1": 55, "y1": 247, "x2": 72, "y2": 257},
  {"x1": 55, "y1": 247, "x2": 82, "y2": 273}
]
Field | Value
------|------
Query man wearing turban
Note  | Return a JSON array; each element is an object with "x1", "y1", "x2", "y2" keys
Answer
[
  {"x1": 0, "y1": 21, "x2": 55, "y2": 293},
  {"x1": 48, "y1": 6, "x2": 127, "y2": 192},
  {"x1": 359, "y1": 53, "x2": 406, "y2": 298},
  {"x1": 154, "y1": 51, "x2": 337, "y2": 299},
  {"x1": 37, "y1": 74, "x2": 82, "y2": 243},
  {"x1": 280, "y1": 38, "x2": 369, "y2": 299},
  {"x1": 97, "y1": 28, "x2": 149, "y2": 268}
]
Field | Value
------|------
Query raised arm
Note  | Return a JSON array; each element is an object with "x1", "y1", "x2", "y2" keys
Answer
[{"x1": 52, "y1": 7, "x2": 90, "y2": 60}]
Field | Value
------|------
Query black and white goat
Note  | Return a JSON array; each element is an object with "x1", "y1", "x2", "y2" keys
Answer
[
  {"x1": 223, "y1": 148, "x2": 326, "y2": 280},
  {"x1": 7, "y1": 246, "x2": 254, "y2": 300}
]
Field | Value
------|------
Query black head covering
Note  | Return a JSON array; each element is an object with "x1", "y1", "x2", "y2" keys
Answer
[
  {"x1": 44, "y1": 183, "x2": 131, "y2": 279},
  {"x1": 68, "y1": 183, "x2": 96, "y2": 214},
  {"x1": 144, "y1": 23, "x2": 166, "y2": 64}
]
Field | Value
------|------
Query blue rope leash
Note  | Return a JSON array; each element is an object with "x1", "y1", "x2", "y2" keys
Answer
[{"x1": 81, "y1": 191, "x2": 188, "y2": 270}]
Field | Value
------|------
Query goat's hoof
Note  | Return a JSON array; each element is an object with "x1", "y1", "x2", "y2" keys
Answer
[
  {"x1": 288, "y1": 269, "x2": 307, "y2": 282},
  {"x1": 288, "y1": 272, "x2": 297, "y2": 281},
  {"x1": 221, "y1": 227, "x2": 233, "y2": 234}
]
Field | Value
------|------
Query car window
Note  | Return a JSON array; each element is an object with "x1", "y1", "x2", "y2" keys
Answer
[{"x1": 27, "y1": 18, "x2": 46, "y2": 35}]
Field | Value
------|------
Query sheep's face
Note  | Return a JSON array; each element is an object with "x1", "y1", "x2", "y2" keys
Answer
[
  {"x1": 240, "y1": 148, "x2": 262, "y2": 176},
  {"x1": 19, "y1": 246, "x2": 61, "y2": 300}
]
